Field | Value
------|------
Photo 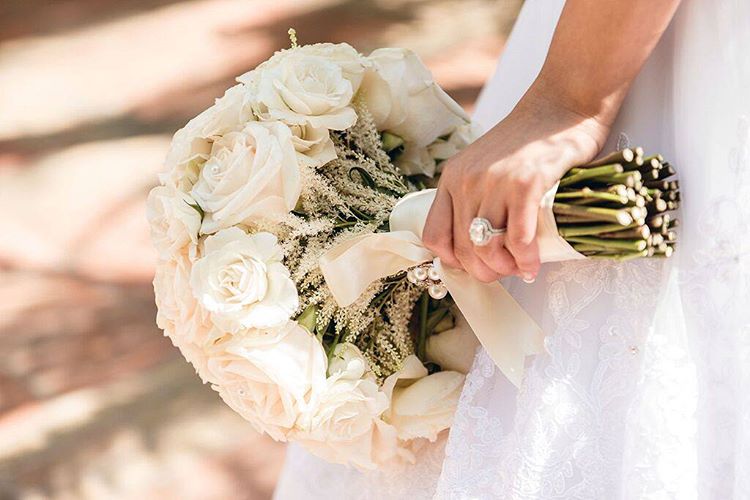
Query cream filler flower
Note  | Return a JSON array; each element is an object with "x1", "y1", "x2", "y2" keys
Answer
[
  {"x1": 191, "y1": 121, "x2": 300, "y2": 234},
  {"x1": 190, "y1": 228, "x2": 298, "y2": 331}
]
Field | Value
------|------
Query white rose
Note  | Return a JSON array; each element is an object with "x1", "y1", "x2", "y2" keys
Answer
[
  {"x1": 190, "y1": 121, "x2": 300, "y2": 234},
  {"x1": 394, "y1": 142, "x2": 437, "y2": 177},
  {"x1": 296, "y1": 344, "x2": 394, "y2": 469},
  {"x1": 428, "y1": 122, "x2": 479, "y2": 162},
  {"x1": 254, "y1": 50, "x2": 359, "y2": 130},
  {"x1": 288, "y1": 123, "x2": 337, "y2": 167},
  {"x1": 153, "y1": 255, "x2": 217, "y2": 381},
  {"x1": 327, "y1": 342, "x2": 370, "y2": 378},
  {"x1": 359, "y1": 48, "x2": 469, "y2": 175},
  {"x1": 382, "y1": 355, "x2": 464, "y2": 442},
  {"x1": 241, "y1": 43, "x2": 365, "y2": 95},
  {"x1": 190, "y1": 228, "x2": 298, "y2": 331},
  {"x1": 161, "y1": 84, "x2": 254, "y2": 192},
  {"x1": 146, "y1": 185, "x2": 202, "y2": 260},
  {"x1": 296, "y1": 43, "x2": 367, "y2": 90},
  {"x1": 425, "y1": 310, "x2": 480, "y2": 374},
  {"x1": 206, "y1": 322, "x2": 328, "y2": 440},
  {"x1": 395, "y1": 122, "x2": 480, "y2": 177}
]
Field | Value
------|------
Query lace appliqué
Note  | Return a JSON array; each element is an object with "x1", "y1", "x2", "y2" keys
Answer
[{"x1": 437, "y1": 257, "x2": 665, "y2": 499}]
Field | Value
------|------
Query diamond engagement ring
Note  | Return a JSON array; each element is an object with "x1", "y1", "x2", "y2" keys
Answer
[{"x1": 469, "y1": 217, "x2": 507, "y2": 246}]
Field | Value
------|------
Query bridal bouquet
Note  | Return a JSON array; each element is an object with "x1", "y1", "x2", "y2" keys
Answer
[
  {"x1": 148, "y1": 37, "x2": 478, "y2": 469},
  {"x1": 148, "y1": 35, "x2": 679, "y2": 470}
]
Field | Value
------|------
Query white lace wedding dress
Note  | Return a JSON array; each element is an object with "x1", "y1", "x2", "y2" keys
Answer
[{"x1": 274, "y1": 1, "x2": 750, "y2": 498}]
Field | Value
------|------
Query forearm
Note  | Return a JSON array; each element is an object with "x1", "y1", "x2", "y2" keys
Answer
[{"x1": 530, "y1": 0, "x2": 681, "y2": 131}]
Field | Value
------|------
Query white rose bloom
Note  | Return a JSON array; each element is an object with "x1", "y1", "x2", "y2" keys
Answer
[
  {"x1": 327, "y1": 342, "x2": 370, "y2": 378},
  {"x1": 153, "y1": 255, "x2": 217, "y2": 381},
  {"x1": 394, "y1": 142, "x2": 437, "y2": 177},
  {"x1": 161, "y1": 84, "x2": 254, "y2": 192},
  {"x1": 240, "y1": 42, "x2": 366, "y2": 95},
  {"x1": 294, "y1": 43, "x2": 367, "y2": 91},
  {"x1": 190, "y1": 228, "x2": 298, "y2": 331},
  {"x1": 191, "y1": 121, "x2": 300, "y2": 234},
  {"x1": 296, "y1": 343, "x2": 394, "y2": 469},
  {"x1": 288, "y1": 123, "x2": 337, "y2": 167},
  {"x1": 255, "y1": 51, "x2": 358, "y2": 131},
  {"x1": 382, "y1": 355, "x2": 464, "y2": 442},
  {"x1": 425, "y1": 310, "x2": 480, "y2": 374},
  {"x1": 206, "y1": 322, "x2": 328, "y2": 441},
  {"x1": 359, "y1": 48, "x2": 470, "y2": 175},
  {"x1": 146, "y1": 185, "x2": 202, "y2": 260},
  {"x1": 428, "y1": 122, "x2": 482, "y2": 163}
]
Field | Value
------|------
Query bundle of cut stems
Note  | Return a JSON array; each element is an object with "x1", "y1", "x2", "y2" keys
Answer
[{"x1": 554, "y1": 147, "x2": 678, "y2": 261}]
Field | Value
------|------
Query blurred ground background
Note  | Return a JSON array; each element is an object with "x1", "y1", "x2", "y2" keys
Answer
[{"x1": 0, "y1": 1, "x2": 521, "y2": 498}]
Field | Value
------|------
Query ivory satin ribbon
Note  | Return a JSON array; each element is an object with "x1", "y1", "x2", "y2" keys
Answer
[{"x1": 319, "y1": 185, "x2": 584, "y2": 387}]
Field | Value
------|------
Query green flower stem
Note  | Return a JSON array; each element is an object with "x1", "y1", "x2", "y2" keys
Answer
[
  {"x1": 589, "y1": 250, "x2": 649, "y2": 261},
  {"x1": 567, "y1": 236, "x2": 648, "y2": 252},
  {"x1": 559, "y1": 164, "x2": 624, "y2": 188},
  {"x1": 553, "y1": 203, "x2": 634, "y2": 225},
  {"x1": 554, "y1": 188, "x2": 628, "y2": 204},
  {"x1": 599, "y1": 225, "x2": 651, "y2": 239},
  {"x1": 558, "y1": 223, "x2": 637, "y2": 238},
  {"x1": 580, "y1": 148, "x2": 635, "y2": 168}
]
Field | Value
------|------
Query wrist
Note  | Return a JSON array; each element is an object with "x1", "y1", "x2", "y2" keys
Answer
[
  {"x1": 524, "y1": 74, "x2": 618, "y2": 146},
  {"x1": 507, "y1": 88, "x2": 611, "y2": 173}
]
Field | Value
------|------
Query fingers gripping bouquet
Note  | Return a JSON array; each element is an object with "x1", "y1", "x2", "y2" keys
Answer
[{"x1": 148, "y1": 35, "x2": 478, "y2": 469}]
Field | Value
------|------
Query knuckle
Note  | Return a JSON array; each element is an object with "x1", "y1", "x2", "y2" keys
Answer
[
  {"x1": 485, "y1": 246, "x2": 516, "y2": 276},
  {"x1": 454, "y1": 245, "x2": 473, "y2": 264},
  {"x1": 493, "y1": 260, "x2": 516, "y2": 277},
  {"x1": 507, "y1": 230, "x2": 533, "y2": 248},
  {"x1": 473, "y1": 268, "x2": 498, "y2": 283},
  {"x1": 510, "y1": 170, "x2": 544, "y2": 192}
]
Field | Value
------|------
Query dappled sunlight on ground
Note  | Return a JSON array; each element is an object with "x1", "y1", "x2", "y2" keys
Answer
[{"x1": 0, "y1": 0, "x2": 520, "y2": 497}]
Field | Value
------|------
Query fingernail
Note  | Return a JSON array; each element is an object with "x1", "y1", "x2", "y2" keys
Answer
[{"x1": 522, "y1": 273, "x2": 536, "y2": 284}]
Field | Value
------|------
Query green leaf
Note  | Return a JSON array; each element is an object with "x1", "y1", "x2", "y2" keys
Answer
[
  {"x1": 296, "y1": 304, "x2": 318, "y2": 335},
  {"x1": 381, "y1": 132, "x2": 405, "y2": 152},
  {"x1": 185, "y1": 201, "x2": 204, "y2": 221}
]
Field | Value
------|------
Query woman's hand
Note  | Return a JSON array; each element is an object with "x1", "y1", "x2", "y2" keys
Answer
[{"x1": 422, "y1": 89, "x2": 609, "y2": 283}]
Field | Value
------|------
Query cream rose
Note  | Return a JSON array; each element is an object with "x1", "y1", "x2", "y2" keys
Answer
[
  {"x1": 190, "y1": 228, "x2": 298, "y2": 332},
  {"x1": 425, "y1": 310, "x2": 480, "y2": 374},
  {"x1": 296, "y1": 343, "x2": 394, "y2": 469},
  {"x1": 382, "y1": 355, "x2": 464, "y2": 442},
  {"x1": 206, "y1": 322, "x2": 328, "y2": 440},
  {"x1": 190, "y1": 121, "x2": 300, "y2": 234},
  {"x1": 428, "y1": 122, "x2": 480, "y2": 163},
  {"x1": 254, "y1": 50, "x2": 359, "y2": 131},
  {"x1": 359, "y1": 48, "x2": 470, "y2": 176},
  {"x1": 288, "y1": 122, "x2": 337, "y2": 167},
  {"x1": 161, "y1": 84, "x2": 254, "y2": 192},
  {"x1": 146, "y1": 185, "x2": 202, "y2": 260},
  {"x1": 153, "y1": 255, "x2": 217, "y2": 381}
]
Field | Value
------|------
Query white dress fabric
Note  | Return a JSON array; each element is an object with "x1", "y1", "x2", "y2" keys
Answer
[{"x1": 274, "y1": 1, "x2": 750, "y2": 498}]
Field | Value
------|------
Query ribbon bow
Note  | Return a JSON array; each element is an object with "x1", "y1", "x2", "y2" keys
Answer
[{"x1": 319, "y1": 187, "x2": 583, "y2": 387}]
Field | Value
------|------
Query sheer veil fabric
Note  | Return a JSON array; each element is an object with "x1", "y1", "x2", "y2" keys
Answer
[{"x1": 274, "y1": 1, "x2": 750, "y2": 498}]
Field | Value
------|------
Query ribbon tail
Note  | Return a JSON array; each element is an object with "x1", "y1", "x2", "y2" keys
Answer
[{"x1": 436, "y1": 260, "x2": 544, "y2": 387}]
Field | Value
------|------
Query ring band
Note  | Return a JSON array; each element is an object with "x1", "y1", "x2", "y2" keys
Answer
[{"x1": 469, "y1": 217, "x2": 507, "y2": 246}]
